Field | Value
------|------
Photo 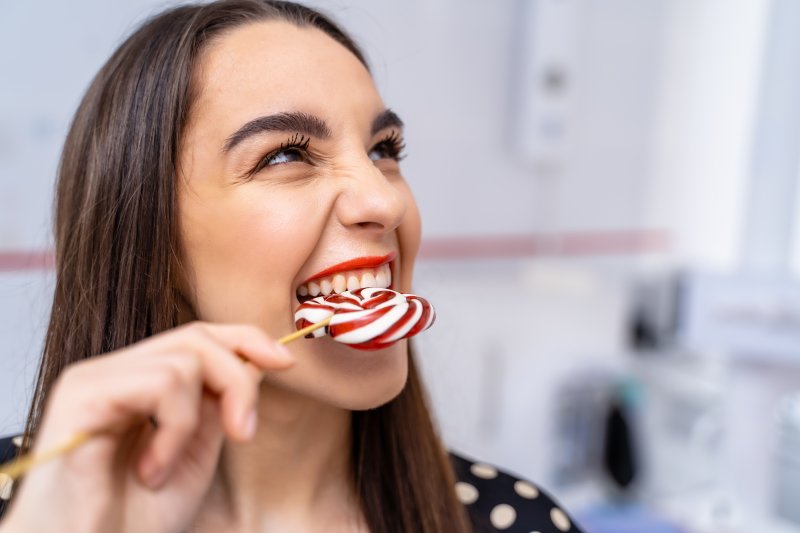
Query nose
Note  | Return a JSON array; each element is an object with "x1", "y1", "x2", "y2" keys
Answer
[{"x1": 334, "y1": 157, "x2": 407, "y2": 235}]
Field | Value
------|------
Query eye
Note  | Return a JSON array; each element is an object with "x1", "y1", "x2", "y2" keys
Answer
[
  {"x1": 368, "y1": 131, "x2": 406, "y2": 162},
  {"x1": 251, "y1": 133, "x2": 311, "y2": 175},
  {"x1": 264, "y1": 147, "x2": 305, "y2": 166}
]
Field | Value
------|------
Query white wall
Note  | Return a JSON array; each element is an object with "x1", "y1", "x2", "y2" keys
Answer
[{"x1": 643, "y1": 0, "x2": 770, "y2": 271}]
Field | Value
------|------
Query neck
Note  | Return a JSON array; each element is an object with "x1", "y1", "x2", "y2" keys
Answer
[{"x1": 203, "y1": 383, "x2": 360, "y2": 530}]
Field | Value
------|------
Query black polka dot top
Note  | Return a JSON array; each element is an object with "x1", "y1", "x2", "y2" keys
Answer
[
  {"x1": 0, "y1": 435, "x2": 583, "y2": 531},
  {"x1": 449, "y1": 451, "x2": 583, "y2": 532}
]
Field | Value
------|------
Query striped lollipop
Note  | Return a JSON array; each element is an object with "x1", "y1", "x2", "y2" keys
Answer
[{"x1": 294, "y1": 287, "x2": 436, "y2": 350}]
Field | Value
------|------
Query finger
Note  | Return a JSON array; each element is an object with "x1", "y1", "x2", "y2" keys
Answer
[
  {"x1": 159, "y1": 325, "x2": 265, "y2": 441},
  {"x1": 196, "y1": 323, "x2": 295, "y2": 369},
  {"x1": 135, "y1": 355, "x2": 202, "y2": 489},
  {"x1": 174, "y1": 392, "x2": 226, "y2": 484}
]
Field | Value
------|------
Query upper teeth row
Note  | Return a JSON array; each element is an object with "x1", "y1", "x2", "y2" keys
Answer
[{"x1": 297, "y1": 264, "x2": 392, "y2": 298}]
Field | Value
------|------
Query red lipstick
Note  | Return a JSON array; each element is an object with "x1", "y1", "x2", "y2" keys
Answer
[{"x1": 302, "y1": 252, "x2": 396, "y2": 284}]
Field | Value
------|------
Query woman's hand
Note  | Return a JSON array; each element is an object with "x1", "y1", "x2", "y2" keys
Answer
[{"x1": 1, "y1": 322, "x2": 294, "y2": 533}]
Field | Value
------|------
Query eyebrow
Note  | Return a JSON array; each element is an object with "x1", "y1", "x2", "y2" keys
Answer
[
  {"x1": 371, "y1": 109, "x2": 404, "y2": 136},
  {"x1": 223, "y1": 112, "x2": 331, "y2": 152},
  {"x1": 223, "y1": 109, "x2": 405, "y2": 153}
]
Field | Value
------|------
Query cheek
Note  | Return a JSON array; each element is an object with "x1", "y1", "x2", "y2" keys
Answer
[
  {"x1": 178, "y1": 186, "x2": 327, "y2": 327},
  {"x1": 397, "y1": 185, "x2": 422, "y2": 292}
]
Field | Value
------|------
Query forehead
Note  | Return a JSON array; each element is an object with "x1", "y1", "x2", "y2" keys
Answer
[{"x1": 192, "y1": 21, "x2": 382, "y2": 134}]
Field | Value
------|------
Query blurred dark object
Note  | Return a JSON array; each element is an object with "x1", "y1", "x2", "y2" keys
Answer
[
  {"x1": 629, "y1": 273, "x2": 680, "y2": 351},
  {"x1": 602, "y1": 399, "x2": 638, "y2": 489}
]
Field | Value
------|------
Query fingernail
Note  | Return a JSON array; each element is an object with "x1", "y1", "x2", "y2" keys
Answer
[
  {"x1": 148, "y1": 470, "x2": 167, "y2": 489},
  {"x1": 242, "y1": 408, "x2": 258, "y2": 440},
  {"x1": 146, "y1": 464, "x2": 168, "y2": 490}
]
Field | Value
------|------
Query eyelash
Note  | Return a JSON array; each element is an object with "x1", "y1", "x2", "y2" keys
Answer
[
  {"x1": 371, "y1": 131, "x2": 407, "y2": 162},
  {"x1": 251, "y1": 133, "x2": 311, "y2": 175},
  {"x1": 249, "y1": 131, "x2": 407, "y2": 177}
]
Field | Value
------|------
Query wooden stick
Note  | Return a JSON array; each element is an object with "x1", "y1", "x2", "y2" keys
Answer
[
  {"x1": 277, "y1": 316, "x2": 331, "y2": 345},
  {"x1": 0, "y1": 431, "x2": 91, "y2": 481},
  {"x1": 0, "y1": 316, "x2": 333, "y2": 481}
]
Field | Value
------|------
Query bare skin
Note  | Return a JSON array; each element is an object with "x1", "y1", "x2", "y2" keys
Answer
[{"x1": 2, "y1": 20, "x2": 421, "y2": 533}]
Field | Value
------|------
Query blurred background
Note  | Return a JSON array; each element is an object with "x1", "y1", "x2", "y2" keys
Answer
[{"x1": 2, "y1": 0, "x2": 800, "y2": 531}]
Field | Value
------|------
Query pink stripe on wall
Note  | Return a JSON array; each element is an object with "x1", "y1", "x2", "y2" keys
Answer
[
  {"x1": 418, "y1": 229, "x2": 670, "y2": 259},
  {"x1": 0, "y1": 229, "x2": 669, "y2": 272},
  {"x1": 0, "y1": 250, "x2": 55, "y2": 272}
]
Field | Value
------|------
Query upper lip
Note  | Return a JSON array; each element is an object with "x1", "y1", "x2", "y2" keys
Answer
[{"x1": 301, "y1": 252, "x2": 396, "y2": 284}]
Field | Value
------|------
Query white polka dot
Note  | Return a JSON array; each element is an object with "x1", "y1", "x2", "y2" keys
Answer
[
  {"x1": 11, "y1": 436, "x2": 22, "y2": 448},
  {"x1": 455, "y1": 481, "x2": 479, "y2": 505},
  {"x1": 490, "y1": 503, "x2": 516, "y2": 529},
  {"x1": 0, "y1": 473, "x2": 13, "y2": 501},
  {"x1": 469, "y1": 462, "x2": 498, "y2": 479},
  {"x1": 514, "y1": 479, "x2": 540, "y2": 499},
  {"x1": 550, "y1": 507, "x2": 571, "y2": 531}
]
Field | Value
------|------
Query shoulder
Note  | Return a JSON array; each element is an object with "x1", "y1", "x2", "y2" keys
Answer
[
  {"x1": 0, "y1": 434, "x2": 22, "y2": 520},
  {"x1": 449, "y1": 451, "x2": 584, "y2": 533}
]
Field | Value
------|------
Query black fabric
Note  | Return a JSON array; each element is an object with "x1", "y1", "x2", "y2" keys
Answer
[
  {"x1": 0, "y1": 435, "x2": 19, "y2": 520},
  {"x1": 0, "y1": 435, "x2": 583, "y2": 531},
  {"x1": 450, "y1": 451, "x2": 583, "y2": 532}
]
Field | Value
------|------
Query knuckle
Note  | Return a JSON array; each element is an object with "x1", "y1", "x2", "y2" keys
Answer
[
  {"x1": 56, "y1": 360, "x2": 90, "y2": 389},
  {"x1": 181, "y1": 321, "x2": 209, "y2": 340},
  {"x1": 50, "y1": 361, "x2": 99, "y2": 414},
  {"x1": 154, "y1": 367, "x2": 180, "y2": 390},
  {"x1": 158, "y1": 359, "x2": 195, "y2": 390},
  {"x1": 174, "y1": 355, "x2": 202, "y2": 384},
  {"x1": 187, "y1": 321, "x2": 211, "y2": 338}
]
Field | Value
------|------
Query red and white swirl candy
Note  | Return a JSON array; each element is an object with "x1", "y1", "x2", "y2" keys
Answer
[{"x1": 294, "y1": 287, "x2": 436, "y2": 350}]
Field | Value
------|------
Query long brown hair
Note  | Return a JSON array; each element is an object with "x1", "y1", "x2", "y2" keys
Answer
[{"x1": 21, "y1": 1, "x2": 471, "y2": 531}]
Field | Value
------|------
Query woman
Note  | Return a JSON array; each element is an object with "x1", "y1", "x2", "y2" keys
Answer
[{"x1": 0, "y1": 1, "x2": 582, "y2": 531}]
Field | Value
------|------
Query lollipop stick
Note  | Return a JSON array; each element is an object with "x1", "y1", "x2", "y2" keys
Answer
[
  {"x1": 0, "y1": 431, "x2": 91, "y2": 481},
  {"x1": 0, "y1": 316, "x2": 333, "y2": 482},
  {"x1": 278, "y1": 315, "x2": 331, "y2": 345}
]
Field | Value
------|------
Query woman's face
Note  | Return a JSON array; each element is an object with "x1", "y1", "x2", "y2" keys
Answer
[{"x1": 177, "y1": 21, "x2": 421, "y2": 410}]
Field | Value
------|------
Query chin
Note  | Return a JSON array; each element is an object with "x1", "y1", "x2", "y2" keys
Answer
[
  {"x1": 264, "y1": 338, "x2": 411, "y2": 411},
  {"x1": 326, "y1": 340, "x2": 411, "y2": 411},
  {"x1": 339, "y1": 362, "x2": 409, "y2": 410}
]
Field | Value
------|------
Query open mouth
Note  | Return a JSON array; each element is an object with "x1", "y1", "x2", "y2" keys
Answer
[{"x1": 296, "y1": 254, "x2": 396, "y2": 304}]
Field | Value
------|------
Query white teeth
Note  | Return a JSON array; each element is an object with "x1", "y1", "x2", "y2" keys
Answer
[
  {"x1": 297, "y1": 263, "x2": 395, "y2": 299},
  {"x1": 347, "y1": 275, "x2": 360, "y2": 291},
  {"x1": 332, "y1": 274, "x2": 346, "y2": 293},
  {"x1": 320, "y1": 279, "x2": 333, "y2": 296},
  {"x1": 308, "y1": 281, "x2": 320, "y2": 297},
  {"x1": 361, "y1": 272, "x2": 376, "y2": 288}
]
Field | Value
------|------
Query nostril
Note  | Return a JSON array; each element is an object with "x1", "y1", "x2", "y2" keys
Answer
[{"x1": 357, "y1": 221, "x2": 385, "y2": 230}]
